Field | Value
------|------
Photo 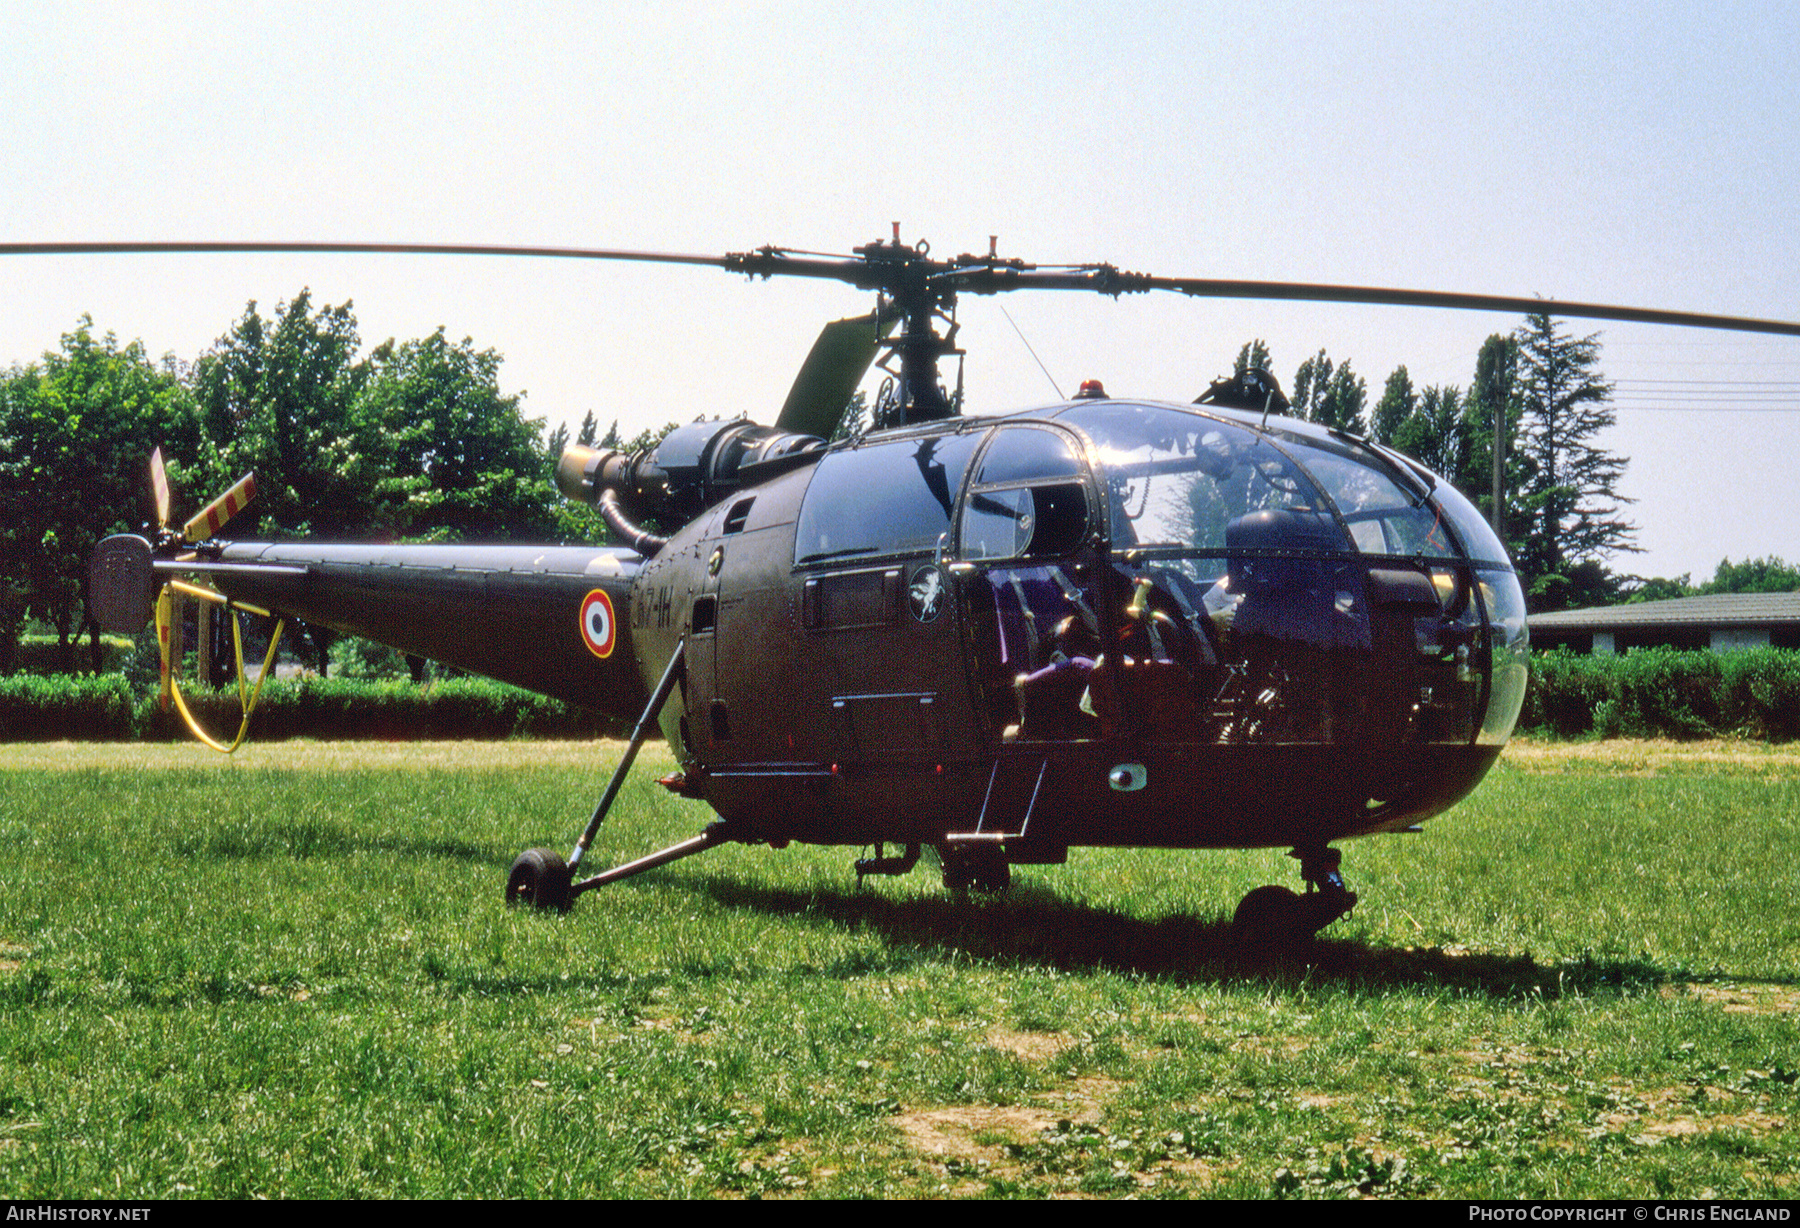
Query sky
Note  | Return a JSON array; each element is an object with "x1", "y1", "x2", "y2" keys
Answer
[{"x1": 4, "y1": 1, "x2": 1797, "y2": 583}]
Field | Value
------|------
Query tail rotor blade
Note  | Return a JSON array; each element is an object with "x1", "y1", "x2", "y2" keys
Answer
[
  {"x1": 151, "y1": 448, "x2": 170, "y2": 529},
  {"x1": 775, "y1": 312, "x2": 896, "y2": 439},
  {"x1": 183, "y1": 473, "x2": 257, "y2": 541}
]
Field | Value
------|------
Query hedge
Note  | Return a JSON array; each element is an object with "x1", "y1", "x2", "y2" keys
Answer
[
  {"x1": 0, "y1": 675, "x2": 627, "y2": 742},
  {"x1": 1521, "y1": 646, "x2": 1800, "y2": 741}
]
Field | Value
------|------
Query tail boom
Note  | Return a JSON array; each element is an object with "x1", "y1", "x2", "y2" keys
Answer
[{"x1": 201, "y1": 542, "x2": 649, "y2": 718}]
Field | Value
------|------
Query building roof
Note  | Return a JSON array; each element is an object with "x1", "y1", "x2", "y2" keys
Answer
[{"x1": 1529, "y1": 592, "x2": 1800, "y2": 633}]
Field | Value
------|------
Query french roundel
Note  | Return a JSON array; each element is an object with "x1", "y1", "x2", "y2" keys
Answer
[{"x1": 579, "y1": 589, "x2": 617, "y2": 659}]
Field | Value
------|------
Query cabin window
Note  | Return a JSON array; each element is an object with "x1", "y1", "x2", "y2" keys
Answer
[
  {"x1": 793, "y1": 431, "x2": 984, "y2": 566},
  {"x1": 972, "y1": 426, "x2": 1082, "y2": 485},
  {"x1": 958, "y1": 428, "x2": 1091, "y2": 562}
]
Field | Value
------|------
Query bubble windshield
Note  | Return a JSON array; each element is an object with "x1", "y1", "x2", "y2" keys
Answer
[
  {"x1": 1053, "y1": 402, "x2": 1346, "y2": 552},
  {"x1": 1055, "y1": 401, "x2": 1499, "y2": 565}
]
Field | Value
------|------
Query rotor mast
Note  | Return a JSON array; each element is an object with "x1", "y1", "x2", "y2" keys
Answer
[
  {"x1": 860, "y1": 224, "x2": 956, "y2": 424},
  {"x1": 723, "y1": 224, "x2": 965, "y2": 427}
]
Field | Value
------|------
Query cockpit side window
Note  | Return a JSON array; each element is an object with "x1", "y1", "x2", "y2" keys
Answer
[
  {"x1": 1428, "y1": 478, "x2": 1514, "y2": 566},
  {"x1": 957, "y1": 427, "x2": 1091, "y2": 563},
  {"x1": 1295, "y1": 449, "x2": 1457, "y2": 558},
  {"x1": 973, "y1": 426, "x2": 1083, "y2": 485},
  {"x1": 962, "y1": 483, "x2": 1089, "y2": 560}
]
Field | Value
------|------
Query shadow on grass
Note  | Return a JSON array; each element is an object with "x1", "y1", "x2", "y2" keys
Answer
[
  {"x1": 176, "y1": 819, "x2": 495, "y2": 864},
  {"x1": 676, "y1": 872, "x2": 1754, "y2": 1001}
]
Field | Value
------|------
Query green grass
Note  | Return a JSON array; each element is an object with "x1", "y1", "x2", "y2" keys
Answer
[{"x1": 1, "y1": 739, "x2": 1797, "y2": 1198}]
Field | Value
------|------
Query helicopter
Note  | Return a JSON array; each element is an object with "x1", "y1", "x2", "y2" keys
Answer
[{"x1": 65, "y1": 228, "x2": 1800, "y2": 944}]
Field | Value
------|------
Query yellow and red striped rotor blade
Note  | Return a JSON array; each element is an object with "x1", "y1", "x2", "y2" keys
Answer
[
  {"x1": 183, "y1": 473, "x2": 257, "y2": 541},
  {"x1": 151, "y1": 447, "x2": 170, "y2": 529}
]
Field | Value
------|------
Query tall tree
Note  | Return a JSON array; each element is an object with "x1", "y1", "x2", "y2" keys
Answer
[
  {"x1": 831, "y1": 389, "x2": 869, "y2": 441},
  {"x1": 1324, "y1": 360, "x2": 1368, "y2": 435},
  {"x1": 1291, "y1": 350, "x2": 1333, "y2": 422},
  {"x1": 358, "y1": 328, "x2": 557, "y2": 542},
  {"x1": 1290, "y1": 351, "x2": 1368, "y2": 435},
  {"x1": 1391, "y1": 384, "x2": 1471, "y2": 484},
  {"x1": 191, "y1": 291, "x2": 375, "y2": 537},
  {"x1": 1370, "y1": 365, "x2": 1415, "y2": 446},
  {"x1": 1464, "y1": 333, "x2": 1528, "y2": 547},
  {"x1": 1232, "y1": 339, "x2": 1272, "y2": 377},
  {"x1": 1512, "y1": 313, "x2": 1634, "y2": 609}
]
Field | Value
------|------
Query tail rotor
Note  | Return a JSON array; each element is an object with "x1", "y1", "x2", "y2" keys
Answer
[{"x1": 102, "y1": 451, "x2": 285, "y2": 751}]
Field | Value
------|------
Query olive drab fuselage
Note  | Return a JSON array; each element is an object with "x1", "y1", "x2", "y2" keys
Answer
[{"x1": 625, "y1": 397, "x2": 1529, "y2": 857}]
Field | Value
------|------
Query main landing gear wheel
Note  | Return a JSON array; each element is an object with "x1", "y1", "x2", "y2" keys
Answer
[
  {"x1": 1232, "y1": 884, "x2": 1306, "y2": 950},
  {"x1": 507, "y1": 847, "x2": 572, "y2": 912},
  {"x1": 1232, "y1": 845, "x2": 1357, "y2": 950},
  {"x1": 939, "y1": 843, "x2": 1011, "y2": 895}
]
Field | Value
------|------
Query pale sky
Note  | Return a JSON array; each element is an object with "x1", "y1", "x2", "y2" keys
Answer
[{"x1": 4, "y1": 1, "x2": 1797, "y2": 582}]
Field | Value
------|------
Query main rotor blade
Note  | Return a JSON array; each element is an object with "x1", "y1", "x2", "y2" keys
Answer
[
  {"x1": 1147, "y1": 276, "x2": 1800, "y2": 338},
  {"x1": 14, "y1": 240, "x2": 1797, "y2": 339},
  {"x1": 776, "y1": 312, "x2": 895, "y2": 439},
  {"x1": 0, "y1": 240, "x2": 734, "y2": 269},
  {"x1": 987, "y1": 268, "x2": 1800, "y2": 339}
]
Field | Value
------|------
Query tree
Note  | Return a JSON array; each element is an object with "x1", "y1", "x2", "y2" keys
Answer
[
  {"x1": 0, "y1": 321, "x2": 200, "y2": 671},
  {"x1": 1699, "y1": 555, "x2": 1800, "y2": 595},
  {"x1": 191, "y1": 291, "x2": 376, "y2": 538},
  {"x1": 831, "y1": 389, "x2": 869, "y2": 441},
  {"x1": 1463, "y1": 333, "x2": 1529, "y2": 547},
  {"x1": 1370, "y1": 365, "x2": 1415, "y2": 446},
  {"x1": 1391, "y1": 384, "x2": 1471, "y2": 484},
  {"x1": 1291, "y1": 351, "x2": 1367, "y2": 435},
  {"x1": 1291, "y1": 350, "x2": 1332, "y2": 422},
  {"x1": 1623, "y1": 574, "x2": 1694, "y2": 603},
  {"x1": 1512, "y1": 313, "x2": 1634, "y2": 610},
  {"x1": 1232, "y1": 339, "x2": 1273, "y2": 377},
  {"x1": 358, "y1": 328, "x2": 558, "y2": 542}
]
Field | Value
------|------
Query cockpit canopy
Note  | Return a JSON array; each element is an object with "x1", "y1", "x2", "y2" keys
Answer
[
  {"x1": 794, "y1": 399, "x2": 1512, "y2": 570},
  {"x1": 792, "y1": 399, "x2": 1528, "y2": 750}
]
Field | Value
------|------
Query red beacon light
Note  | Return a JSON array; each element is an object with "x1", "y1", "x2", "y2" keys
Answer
[{"x1": 1074, "y1": 379, "x2": 1109, "y2": 400}]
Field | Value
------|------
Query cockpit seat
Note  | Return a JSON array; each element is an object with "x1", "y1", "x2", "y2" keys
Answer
[{"x1": 1226, "y1": 508, "x2": 1362, "y2": 649}]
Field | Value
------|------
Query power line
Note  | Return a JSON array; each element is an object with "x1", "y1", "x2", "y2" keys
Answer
[
  {"x1": 1612, "y1": 408, "x2": 1800, "y2": 417},
  {"x1": 1616, "y1": 378, "x2": 1800, "y2": 387},
  {"x1": 1610, "y1": 375, "x2": 1800, "y2": 411}
]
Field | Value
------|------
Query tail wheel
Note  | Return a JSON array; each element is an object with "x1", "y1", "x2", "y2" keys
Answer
[{"x1": 507, "y1": 847, "x2": 573, "y2": 912}]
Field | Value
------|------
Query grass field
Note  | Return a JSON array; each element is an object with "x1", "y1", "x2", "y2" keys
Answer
[{"x1": 1, "y1": 737, "x2": 1796, "y2": 1199}]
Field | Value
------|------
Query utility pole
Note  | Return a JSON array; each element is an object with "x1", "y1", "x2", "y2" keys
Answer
[{"x1": 1491, "y1": 402, "x2": 1504, "y2": 541}]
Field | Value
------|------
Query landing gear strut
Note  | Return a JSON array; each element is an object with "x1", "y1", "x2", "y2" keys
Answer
[
  {"x1": 855, "y1": 842, "x2": 921, "y2": 885},
  {"x1": 507, "y1": 639, "x2": 736, "y2": 912},
  {"x1": 1233, "y1": 845, "x2": 1358, "y2": 949}
]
